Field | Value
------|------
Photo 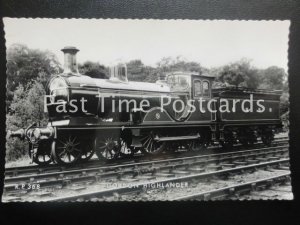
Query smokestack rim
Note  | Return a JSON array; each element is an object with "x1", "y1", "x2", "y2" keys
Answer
[{"x1": 61, "y1": 46, "x2": 79, "y2": 54}]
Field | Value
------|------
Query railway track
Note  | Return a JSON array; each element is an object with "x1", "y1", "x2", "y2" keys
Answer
[
  {"x1": 42, "y1": 159, "x2": 290, "y2": 201},
  {"x1": 233, "y1": 179, "x2": 292, "y2": 200},
  {"x1": 4, "y1": 144, "x2": 289, "y2": 189},
  {"x1": 2, "y1": 140, "x2": 290, "y2": 202},
  {"x1": 5, "y1": 137, "x2": 288, "y2": 177},
  {"x1": 171, "y1": 172, "x2": 291, "y2": 200}
]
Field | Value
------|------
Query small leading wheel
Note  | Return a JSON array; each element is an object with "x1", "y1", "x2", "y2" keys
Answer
[
  {"x1": 30, "y1": 141, "x2": 52, "y2": 166},
  {"x1": 95, "y1": 137, "x2": 120, "y2": 160},
  {"x1": 51, "y1": 136, "x2": 82, "y2": 165},
  {"x1": 140, "y1": 131, "x2": 166, "y2": 155},
  {"x1": 33, "y1": 151, "x2": 52, "y2": 166},
  {"x1": 80, "y1": 140, "x2": 95, "y2": 162}
]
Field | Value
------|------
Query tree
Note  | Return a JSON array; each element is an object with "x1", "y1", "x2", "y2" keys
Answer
[
  {"x1": 216, "y1": 59, "x2": 260, "y2": 88},
  {"x1": 257, "y1": 66, "x2": 289, "y2": 119},
  {"x1": 127, "y1": 60, "x2": 144, "y2": 75},
  {"x1": 127, "y1": 60, "x2": 146, "y2": 81},
  {"x1": 6, "y1": 44, "x2": 61, "y2": 105},
  {"x1": 280, "y1": 92, "x2": 289, "y2": 115},
  {"x1": 126, "y1": 60, "x2": 158, "y2": 82},
  {"x1": 157, "y1": 56, "x2": 203, "y2": 73},
  {"x1": 156, "y1": 56, "x2": 206, "y2": 81},
  {"x1": 281, "y1": 111, "x2": 289, "y2": 131},
  {"x1": 79, "y1": 61, "x2": 109, "y2": 79},
  {"x1": 258, "y1": 66, "x2": 287, "y2": 90}
]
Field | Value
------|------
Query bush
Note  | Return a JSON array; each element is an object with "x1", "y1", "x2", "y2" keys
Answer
[{"x1": 6, "y1": 81, "x2": 48, "y2": 161}]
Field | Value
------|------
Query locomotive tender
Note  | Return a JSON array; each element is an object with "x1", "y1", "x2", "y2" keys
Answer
[{"x1": 9, "y1": 47, "x2": 282, "y2": 165}]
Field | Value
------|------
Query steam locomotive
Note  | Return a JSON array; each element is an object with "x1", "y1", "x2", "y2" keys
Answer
[{"x1": 9, "y1": 47, "x2": 282, "y2": 165}]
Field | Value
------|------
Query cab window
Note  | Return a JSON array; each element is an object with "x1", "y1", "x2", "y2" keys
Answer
[
  {"x1": 167, "y1": 75, "x2": 190, "y2": 91},
  {"x1": 179, "y1": 76, "x2": 188, "y2": 87},
  {"x1": 202, "y1": 81, "x2": 210, "y2": 97},
  {"x1": 167, "y1": 75, "x2": 175, "y2": 86},
  {"x1": 194, "y1": 80, "x2": 201, "y2": 97}
]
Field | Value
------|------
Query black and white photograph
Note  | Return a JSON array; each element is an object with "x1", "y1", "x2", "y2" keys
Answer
[{"x1": 2, "y1": 18, "x2": 291, "y2": 202}]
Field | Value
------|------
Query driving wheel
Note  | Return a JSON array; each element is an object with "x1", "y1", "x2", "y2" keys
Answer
[
  {"x1": 52, "y1": 136, "x2": 82, "y2": 165},
  {"x1": 140, "y1": 131, "x2": 166, "y2": 155},
  {"x1": 95, "y1": 137, "x2": 120, "y2": 160}
]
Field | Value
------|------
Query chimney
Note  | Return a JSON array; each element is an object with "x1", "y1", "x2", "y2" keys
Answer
[{"x1": 61, "y1": 46, "x2": 80, "y2": 75}]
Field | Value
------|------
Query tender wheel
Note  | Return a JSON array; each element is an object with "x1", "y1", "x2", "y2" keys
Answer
[
  {"x1": 240, "y1": 137, "x2": 256, "y2": 147},
  {"x1": 95, "y1": 137, "x2": 120, "y2": 160},
  {"x1": 140, "y1": 131, "x2": 166, "y2": 155},
  {"x1": 240, "y1": 139, "x2": 248, "y2": 147},
  {"x1": 168, "y1": 141, "x2": 181, "y2": 153},
  {"x1": 189, "y1": 139, "x2": 207, "y2": 152},
  {"x1": 261, "y1": 134, "x2": 273, "y2": 146},
  {"x1": 239, "y1": 129, "x2": 257, "y2": 147},
  {"x1": 80, "y1": 140, "x2": 95, "y2": 162},
  {"x1": 220, "y1": 139, "x2": 233, "y2": 150},
  {"x1": 51, "y1": 136, "x2": 82, "y2": 165},
  {"x1": 260, "y1": 128, "x2": 274, "y2": 146},
  {"x1": 221, "y1": 130, "x2": 235, "y2": 150}
]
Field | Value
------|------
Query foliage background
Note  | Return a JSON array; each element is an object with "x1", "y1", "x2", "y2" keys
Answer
[{"x1": 6, "y1": 44, "x2": 289, "y2": 161}]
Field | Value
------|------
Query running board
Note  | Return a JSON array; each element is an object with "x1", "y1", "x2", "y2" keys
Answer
[{"x1": 154, "y1": 134, "x2": 200, "y2": 142}]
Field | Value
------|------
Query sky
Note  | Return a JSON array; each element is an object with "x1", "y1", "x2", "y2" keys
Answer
[{"x1": 3, "y1": 18, "x2": 290, "y2": 71}]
